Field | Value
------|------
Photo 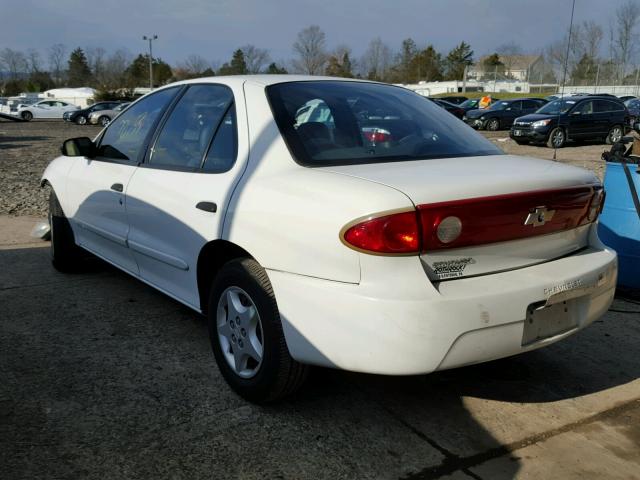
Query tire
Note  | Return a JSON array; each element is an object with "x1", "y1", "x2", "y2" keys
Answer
[
  {"x1": 98, "y1": 115, "x2": 110, "y2": 127},
  {"x1": 75, "y1": 115, "x2": 87, "y2": 125},
  {"x1": 208, "y1": 258, "x2": 308, "y2": 403},
  {"x1": 49, "y1": 191, "x2": 85, "y2": 272},
  {"x1": 21, "y1": 111, "x2": 33, "y2": 121},
  {"x1": 486, "y1": 118, "x2": 500, "y2": 131},
  {"x1": 546, "y1": 127, "x2": 566, "y2": 148},
  {"x1": 606, "y1": 124, "x2": 624, "y2": 145}
]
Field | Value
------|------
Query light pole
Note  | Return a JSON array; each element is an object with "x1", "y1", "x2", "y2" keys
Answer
[{"x1": 142, "y1": 35, "x2": 157, "y2": 90}]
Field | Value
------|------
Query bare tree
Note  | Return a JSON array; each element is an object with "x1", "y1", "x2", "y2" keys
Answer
[
  {"x1": 612, "y1": 0, "x2": 640, "y2": 79},
  {"x1": 48, "y1": 43, "x2": 67, "y2": 84},
  {"x1": 241, "y1": 44, "x2": 270, "y2": 73},
  {"x1": 360, "y1": 37, "x2": 392, "y2": 80},
  {"x1": 182, "y1": 54, "x2": 210, "y2": 75},
  {"x1": 495, "y1": 42, "x2": 523, "y2": 77},
  {"x1": 579, "y1": 20, "x2": 603, "y2": 60},
  {"x1": 292, "y1": 25, "x2": 327, "y2": 75},
  {"x1": 102, "y1": 49, "x2": 132, "y2": 89},
  {"x1": 86, "y1": 47, "x2": 107, "y2": 83},
  {"x1": 25, "y1": 48, "x2": 43, "y2": 74},
  {"x1": 0, "y1": 48, "x2": 28, "y2": 79}
]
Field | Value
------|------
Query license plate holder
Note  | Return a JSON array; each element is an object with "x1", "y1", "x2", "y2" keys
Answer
[
  {"x1": 513, "y1": 129, "x2": 522, "y2": 136},
  {"x1": 522, "y1": 300, "x2": 578, "y2": 346}
]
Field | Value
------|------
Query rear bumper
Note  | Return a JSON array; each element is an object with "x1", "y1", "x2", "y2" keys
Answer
[{"x1": 269, "y1": 243, "x2": 617, "y2": 375}]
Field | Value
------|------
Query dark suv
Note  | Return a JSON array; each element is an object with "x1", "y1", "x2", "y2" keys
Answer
[
  {"x1": 510, "y1": 95, "x2": 629, "y2": 148},
  {"x1": 463, "y1": 98, "x2": 547, "y2": 130},
  {"x1": 63, "y1": 101, "x2": 124, "y2": 125}
]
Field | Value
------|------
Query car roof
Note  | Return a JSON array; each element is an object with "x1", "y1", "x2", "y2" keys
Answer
[{"x1": 155, "y1": 74, "x2": 376, "y2": 91}]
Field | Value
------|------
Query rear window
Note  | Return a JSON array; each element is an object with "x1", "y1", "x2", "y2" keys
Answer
[{"x1": 267, "y1": 81, "x2": 502, "y2": 167}]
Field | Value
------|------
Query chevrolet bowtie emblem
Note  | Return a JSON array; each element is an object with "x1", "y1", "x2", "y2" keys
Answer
[{"x1": 524, "y1": 206, "x2": 555, "y2": 227}]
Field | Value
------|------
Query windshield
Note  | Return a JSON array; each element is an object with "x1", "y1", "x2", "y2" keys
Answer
[
  {"x1": 624, "y1": 99, "x2": 639, "y2": 108},
  {"x1": 537, "y1": 99, "x2": 576, "y2": 115},
  {"x1": 267, "y1": 81, "x2": 502, "y2": 167},
  {"x1": 459, "y1": 99, "x2": 478, "y2": 108}
]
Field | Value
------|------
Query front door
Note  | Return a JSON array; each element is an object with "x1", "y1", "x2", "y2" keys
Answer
[
  {"x1": 125, "y1": 83, "x2": 247, "y2": 309},
  {"x1": 64, "y1": 86, "x2": 180, "y2": 274},
  {"x1": 567, "y1": 100, "x2": 595, "y2": 138}
]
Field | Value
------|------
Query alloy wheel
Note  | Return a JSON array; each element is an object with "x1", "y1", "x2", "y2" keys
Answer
[
  {"x1": 552, "y1": 129, "x2": 564, "y2": 147},
  {"x1": 610, "y1": 126, "x2": 623, "y2": 143},
  {"x1": 216, "y1": 286, "x2": 264, "y2": 379}
]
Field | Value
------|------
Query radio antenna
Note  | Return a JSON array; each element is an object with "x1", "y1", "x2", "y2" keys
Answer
[{"x1": 554, "y1": 0, "x2": 576, "y2": 161}]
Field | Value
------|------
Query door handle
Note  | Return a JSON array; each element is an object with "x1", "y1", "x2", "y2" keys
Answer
[
  {"x1": 110, "y1": 183, "x2": 124, "y2": 192},
  {"x1": 196, "y1": 201, "x2": 217, "y2": 213}
]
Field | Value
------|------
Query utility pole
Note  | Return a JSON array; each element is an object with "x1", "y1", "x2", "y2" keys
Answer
[
  {"x1": 462, "y1": 65, "x2": 468, "y2": 93},
  {"x1": 143, "y1": 35, "x2": 158, "y2": 90},
  {"x1": 594, "y1": 63, "x2": 600, "y2": 94}
]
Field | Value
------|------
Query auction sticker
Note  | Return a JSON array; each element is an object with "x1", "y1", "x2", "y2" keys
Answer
[{"x1": 433, "y1": 257, "x2": 476, "y2": 279}]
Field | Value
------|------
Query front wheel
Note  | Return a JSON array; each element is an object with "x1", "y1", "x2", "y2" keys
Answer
[
  {"x1": 546, "y1": 127, "x2": 566, "y2": 148},
  {"x1": 606, "y1": 125, "x2": 624, "y2": 145},
  {"x1": 208, "y1": 258, "x2": 308, "y2": 403},
  {"x1": 49, "y1": 191, "x2": 85, "y2": 272},
  {"x1": 75, "y1": 115, "x2": 87, "y2": 125},
  {"x1": 98, "y1": 115, "x2": 110, "y2": 127},
  {"x1": 21, "y1": 111, "x2": 33, "y2": 121}
]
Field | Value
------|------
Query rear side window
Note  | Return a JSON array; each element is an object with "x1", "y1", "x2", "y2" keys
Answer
[
  {"x1": 267, "y1": 81, "x2": 501, "y2": 167},
  {"x1": 203, "y1": 105, "x2": 238, "y2": 173},
  {"x1": 98, "y1": 87, "x2": 179, "y2": 162},
  {"x1": 150, "y1": 84, "x2": 234, "y2": 170},
  {"x1": 522, "y1": 100, "x2": 539, "y2": 109},
  {"x1": 595, "y1": 100, "x2": 624, "y2": 112}
]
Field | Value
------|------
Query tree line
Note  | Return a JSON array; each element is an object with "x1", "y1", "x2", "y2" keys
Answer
[{"x1": 1, "y1": 0, "x2": 638, "y2": 97}]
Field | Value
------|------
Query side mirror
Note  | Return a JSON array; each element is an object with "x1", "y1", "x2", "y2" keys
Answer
[{"x1": 61, "y1": 137, "x2": 96, "y2": 157}]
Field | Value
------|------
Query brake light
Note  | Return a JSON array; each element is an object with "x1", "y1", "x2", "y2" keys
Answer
[
  {"x1": 342, "y1": 210, "x2": 420, "y2": 254},
  {"x1": 341, "y1": 185, "x2": 601, "y2": 255},
  {"x1": 362, "y1": 128, "x2": 392, "y2": 143}
]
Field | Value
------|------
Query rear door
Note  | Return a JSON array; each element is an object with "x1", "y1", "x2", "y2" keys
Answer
[
  {"x1": 65, "y1": 87, "x2": 180, "y2": 274},
  {"x1": 125, "y1": 82, "x2": 248, "y2": 308}
]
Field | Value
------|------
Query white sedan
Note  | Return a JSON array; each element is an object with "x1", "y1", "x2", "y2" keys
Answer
[
  {"x1": 42, "y1": 76, "x2": 617, "y2": 402},
  {"x1": 18, "y1": 100, "x2": 79, "y2": 121}
]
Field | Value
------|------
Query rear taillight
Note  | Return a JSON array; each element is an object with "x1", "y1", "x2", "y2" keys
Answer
[
  {"x1": 341, "y1": 185, "x2": 602, "y2": 255},
  {"x1": 341, "y1": 210, "x2": 420, "y2": 254},
  {"x1": 362, "y1": 128, "x2": 392, "y2": 143}
]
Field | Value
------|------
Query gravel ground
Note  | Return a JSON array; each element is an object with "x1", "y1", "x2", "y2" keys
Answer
[
  {"x1": 0, "y1": 119, "x2": 101, "y2": 216},
  {"x1": 0, "y1": 118, "x2": 624, "y2": 216}
]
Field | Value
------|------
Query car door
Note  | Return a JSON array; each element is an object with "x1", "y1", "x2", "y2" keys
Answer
[
  {"x1": 33, "y1": 101, "x2": 53, "y2": 118},
  {"x1": 64, "y1": 87, "x2": 180, "y2": 274},
  {"x1": 502, "y1": 101, "x2": 522, "y2": 128},
  {"x1": 125, "y1": 82, "x2": 248, "y2": 309},
  {"x1": 567, "y1": 100, "x2": 595, "y2": 138}
]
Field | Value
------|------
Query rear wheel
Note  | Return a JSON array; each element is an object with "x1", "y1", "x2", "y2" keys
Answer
[
  {"x1": 21, "y1": 111, "x2": 33, "y2": 121},
  {"x1": 208, "y1": 258, "x2": 308, "y2": 403},
  {"x1": 606, "y1": 125, "x2": 624, "y2": 145},
  {"x1": 49, "y1": 191, "x2": 85, "y2": 272},
  {"x1": 75, "y1": 115, "x2": 87, "y2": 125},
  {"x1": 486, "y1": 118, "x2": 500, "y2": 131},
  {"x1": 546, "y1": 127, "x2": 565, "y2": 148},
  {"x1": 98, "y1": 115, "x2": 110, "y2": 127}
]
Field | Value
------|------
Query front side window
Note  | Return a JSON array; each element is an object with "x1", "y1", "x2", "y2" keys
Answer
[
  {"x1": 575, "y1": 101, "x2": 594, "y2": 115},
  {"x1": 267, "y1": 81, "x2": 502, "y2": 167},
  {"x1": 97, "y1": 87, "x2": 178, "y2": 162},
  {"x1": 150, "y1": 84, "x2": 234, "y2": 169}
]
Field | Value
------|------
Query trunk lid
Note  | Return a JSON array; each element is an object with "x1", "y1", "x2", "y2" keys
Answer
[{"x1": 324, "y1": 155, "x2": 602, "y2": 280}]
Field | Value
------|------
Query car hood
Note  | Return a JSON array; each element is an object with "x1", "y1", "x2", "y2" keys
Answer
[
  {"x1": 464, "y1": 109, "x2": 487, "y2": 119},
  {"x1": 514, "y1": 113, "x2": 555, "y2": 124}
]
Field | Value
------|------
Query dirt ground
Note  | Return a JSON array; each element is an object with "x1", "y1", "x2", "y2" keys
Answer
[{"x1": 0, "y1": 118, "x2": 623, "y2": 216}]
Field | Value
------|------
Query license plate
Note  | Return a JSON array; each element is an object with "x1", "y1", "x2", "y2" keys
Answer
[
  {"x1": 521, "y1": 300, "x2": 578, "y2": 346},
  {"x1": 513, "y1": 129, "x2": 522, "y2": 136}
]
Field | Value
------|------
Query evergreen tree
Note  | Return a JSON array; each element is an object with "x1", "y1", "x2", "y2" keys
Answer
[
  {"x1": 125, "y1": 54, "x2": 173, "y2": 87},
  {"x1": 481, "y1": 53, "x2": 505, "y2": 79},
  {"x1": 266, "y1": 62, "x2": 288, "y2": 74},
  {"x1": 398, "y1": 38, "x2": 418, "y2": 83},
  {"x1": 410, "y1": 45, "x2": 443, "y2": 82},
  {"x1": 325, "y1": 52, "x2": 354, "y2": 77},
  {"x1": 219, "y1": 49, "x2": 248, "y2": 75},
  {"x1": 571, "y1": 54, "x2": 597, "y2": 84},
  {"x1": 67, "y1": 48, "x2": 92, "y2": 86},
  {"x1": 444, "y1": 41, "x2": 474, "y2": 80}
]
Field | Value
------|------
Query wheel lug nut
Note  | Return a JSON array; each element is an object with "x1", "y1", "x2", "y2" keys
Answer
[
  {"x1": 236, "y1": 316, "x2": 240, "y2": 326},
  {"x1": 231, "y1": 334, "x2": 236, "y2": 343},
  {"x1": 238, "y1": 339, "x2": 244, "y2": 348},
  {"x1": 229, "y1": 320, "x2": 235, "y2": 329},
  {"x1": 241, "y1": 328, "x2": 246, "y2": 337}
]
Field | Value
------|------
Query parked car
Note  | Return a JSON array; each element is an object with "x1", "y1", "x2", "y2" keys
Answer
[
  {"x1": 624, "y1": 98, "x2": 640, "y2": 125},
  {"x1": 17, "y1": 100, "x2": 79, "y2": 121},
  {"x1": 463, "y1": 98, "x2": 547, "y2": 130},
  {"x1": 437, "y1": 96, "x2": 467, "y2": 105},
  {"x1": 43, "y1": 76, "x2": 616, "y2": 402},
  {"x1": 429, "y1": 98, "x2": 465, "y2": 118},
  {"x1": 618, "y1": 95, "x2": 637, "y2": 102},
  {"x1": 510, "y1": 95, "x2": 629, "y2": 148},
  {"x1": 63, "y1": 101, "x2": 125, "y2": 125},
  {"x1": 545, "y1": 92, "x2": 589, "y2": 102},
  {"x1": 88, "y1": 102, "x2": 131, "y2": 127}
]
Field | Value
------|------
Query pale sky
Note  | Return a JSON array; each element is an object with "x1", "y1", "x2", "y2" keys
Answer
[{"x1": 0, "y1": 0, "x2": 633, "y2": 66}]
